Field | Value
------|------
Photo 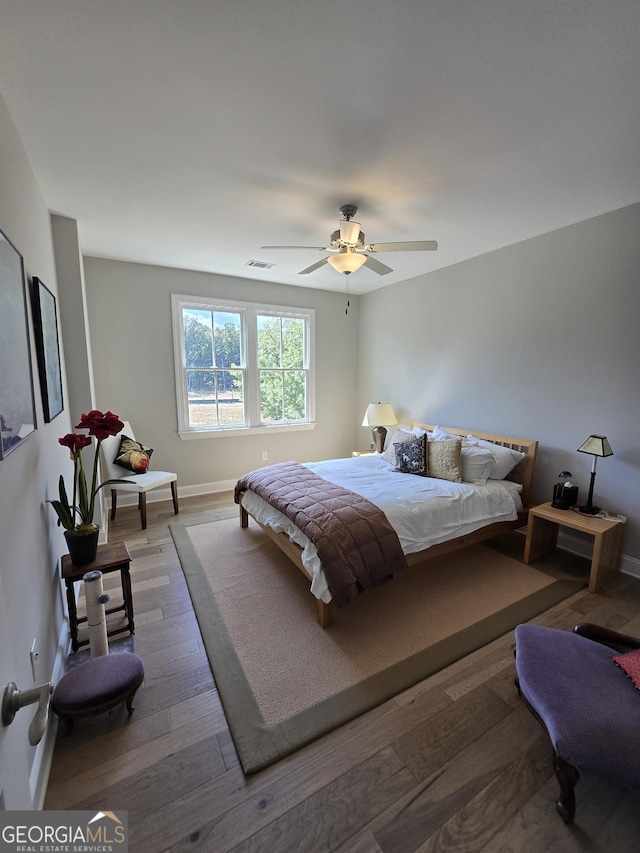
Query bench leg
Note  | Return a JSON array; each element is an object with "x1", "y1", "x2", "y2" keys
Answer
[
  {"x1": 110, "y1": 489, "x2": 118, "y2": 521},
  {"x1": 125, "y1": 686, "x2": 140, "y2": 715},
  {"x1": 554, "y1": 752, "x2": 579, "y2": 823},
  {"x1": 171, "y1": 480, "x2": 179, "y2": 515}
]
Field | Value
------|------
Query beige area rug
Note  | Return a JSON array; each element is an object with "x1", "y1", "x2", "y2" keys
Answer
[{"x1": 171, "y1": 516, "x2": 585, "y2": 773}]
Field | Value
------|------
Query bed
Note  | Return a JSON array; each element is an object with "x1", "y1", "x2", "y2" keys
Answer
[{"x1": 235, "y1": 424, "x2": 538, "y2": 627}]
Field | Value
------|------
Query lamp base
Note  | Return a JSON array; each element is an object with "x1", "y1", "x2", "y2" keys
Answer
[
  {"x1": 371, "y1": 426, "x2": 387, "y2": 454},
  {"x1": 579, "y1": 504, "x2": 600, "y2": 515}
]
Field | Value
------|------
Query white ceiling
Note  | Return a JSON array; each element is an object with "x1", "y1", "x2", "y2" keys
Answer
[{"x1": 1, "y1": 0, "x2": 639, "y2": 295}]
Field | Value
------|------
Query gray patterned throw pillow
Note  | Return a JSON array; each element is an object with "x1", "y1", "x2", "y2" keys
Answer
[{"x1": 394, "y1": 434, "x2": 428, "y2": 476}]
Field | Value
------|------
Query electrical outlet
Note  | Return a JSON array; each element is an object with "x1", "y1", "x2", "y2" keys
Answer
[
  {"x1": 261, "y1": 451, "x2": 268, "y2": 461},
  {"x1": 30, "y1": 638, "x2": 39, "y2": 681}
]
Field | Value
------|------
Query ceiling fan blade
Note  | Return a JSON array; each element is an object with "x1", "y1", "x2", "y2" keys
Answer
[
  {"x1": 261, "y1": 245, "x2": 329, "y2": 251},
  {"x1": 366, "y1": 240, "x2": 438, "y2": 253},
  {"x1": 363, "y1": 255, "x2": 393, "y2": 275},
  {"x1": 299, "y1": 257, "x2": 329, "y2": 275}
]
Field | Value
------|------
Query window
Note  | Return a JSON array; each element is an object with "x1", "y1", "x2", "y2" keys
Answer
[{"x1": 172, "y1": 295, "x2": 315, "y2": 437}]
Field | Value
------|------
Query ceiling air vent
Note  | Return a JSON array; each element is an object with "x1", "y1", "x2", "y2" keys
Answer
[{"x1": 245, "y1": 260, "x2": 275, "y2": 269}]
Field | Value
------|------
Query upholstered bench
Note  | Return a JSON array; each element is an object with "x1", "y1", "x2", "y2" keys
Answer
[
  {"x1": 514, "y1": 622, "x2": 640, "y2": 822},
  {"x1": 52, "y1": 652, "x2": 145, "y2": 731}
]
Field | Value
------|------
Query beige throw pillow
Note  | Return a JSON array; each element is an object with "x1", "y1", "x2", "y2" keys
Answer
[{"x1": 428, "y1": 438, "x2": 463, "y2": 482}]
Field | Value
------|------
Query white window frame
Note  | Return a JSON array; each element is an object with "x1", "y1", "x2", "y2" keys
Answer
[{"x1": 172, "y1": 294, "x2": 316, "y2": 439}]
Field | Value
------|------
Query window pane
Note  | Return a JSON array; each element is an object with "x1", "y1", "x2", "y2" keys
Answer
[
  {"x1": 187, "y1": 369, "x2": 217, "y2": 427},
  {"x1": 259, "y1": 370, "x2": 284, "y2": 422},
  {"x1": 213, "y1": 312, "x2": 241, "y2": 369},
  {"x1": 284, "y1": 371, "x2": 306, "y2": 420},
  {"x1": 187, "y1": 369, "x2": 245, "y2": 427},
  {"x1": 257, "y1": 315, "x2": 282, "y2": 369},
  {"x1": 282, "y1": 318, "x2": 304, "y2": 369},
  {"x1": 183, "y1": 309, "x2": 213, "y2": 368},
  {"x1": 218, "y1": 370, "x2": 245, "y2": 425}
]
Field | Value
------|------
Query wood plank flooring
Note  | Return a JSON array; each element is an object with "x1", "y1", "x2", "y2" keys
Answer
[{"x1": 44, "y1": 494, "x2": 640, "y2": 852}]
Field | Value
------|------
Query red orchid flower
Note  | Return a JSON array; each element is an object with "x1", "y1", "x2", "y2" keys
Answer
[
  {"x1": 50, "y1": 410, "x2": 126, "y2": 531},
  {"x1": 59, "y1": 433, "x2": 92, "y2": 459},
  {"x1": 75, "y1": 410, "x2": 124, "y2": 442}
]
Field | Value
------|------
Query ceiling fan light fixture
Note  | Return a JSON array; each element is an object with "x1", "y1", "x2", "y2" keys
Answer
[{"x1": 327, "y1": 251, "x2": 367, "y2": 274}]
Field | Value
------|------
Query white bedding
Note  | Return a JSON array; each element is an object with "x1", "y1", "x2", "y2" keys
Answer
[{"x1": 240, "y1": 454, "x2": 524, "y2": 603}]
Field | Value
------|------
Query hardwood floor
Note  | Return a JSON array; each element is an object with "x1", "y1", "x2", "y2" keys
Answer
[{"x1": 44, "y1": 494, "x2": 640, "y2": 852}]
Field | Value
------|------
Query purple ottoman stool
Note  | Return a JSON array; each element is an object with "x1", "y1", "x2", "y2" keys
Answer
[
  {"x1": 52, "y1": 652, "x2": 145, "y2": 732},
  {"x1": 514, "y1": 622, "x2": 640, "y2": 823}
]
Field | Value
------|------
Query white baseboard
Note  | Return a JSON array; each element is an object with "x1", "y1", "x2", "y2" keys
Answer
[{"x1": 557, "y1": 530, "x2": 640, "y2": 580}]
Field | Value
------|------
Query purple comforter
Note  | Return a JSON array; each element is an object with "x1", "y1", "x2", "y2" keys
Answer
[{"x1": 235, "y1": 461, "x2": 407, "y2": 607}]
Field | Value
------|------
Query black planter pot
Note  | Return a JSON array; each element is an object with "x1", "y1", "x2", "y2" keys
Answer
[{"x1": 64, "y1": 525, "x2": 100, "y2": 567}]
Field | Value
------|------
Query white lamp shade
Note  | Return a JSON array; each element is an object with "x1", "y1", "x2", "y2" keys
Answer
[
  {"x1": 339, "y1": 219, "x2": 362, "y2": 245},
  {"x1": 362, "y1": 402, "x2": 398, "y2": 427},
  {"x1": 577, "y1": 435, "x2": 613, "y2": 457},
  {"x1": 328, "y1": 252, "x2": 367, "y2": 274}
]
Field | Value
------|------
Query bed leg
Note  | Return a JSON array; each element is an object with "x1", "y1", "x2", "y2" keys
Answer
[
  {"x1": 240, "y1": 504, "x2": 249, "y2": 528},
  {"x1": 316, "y1": 599, "x2": 334, "y2": 628}
]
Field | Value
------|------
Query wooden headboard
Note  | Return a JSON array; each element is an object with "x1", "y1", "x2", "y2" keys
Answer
[{"x1": 411, "y1": 423, "x2": 539, "y2": 509}]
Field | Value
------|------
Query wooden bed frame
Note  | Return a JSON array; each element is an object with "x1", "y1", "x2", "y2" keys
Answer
[{"x1": 238, "y1": 424, "x2": 539, "y2": 628}]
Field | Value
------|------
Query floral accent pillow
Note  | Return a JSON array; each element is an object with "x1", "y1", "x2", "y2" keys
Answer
[
  {"x1": 394, "y1": 434, "x2": 428, "y2": 476},
  {"x1": 113, "y1": 435, "x2": 153, "y2": 473}
]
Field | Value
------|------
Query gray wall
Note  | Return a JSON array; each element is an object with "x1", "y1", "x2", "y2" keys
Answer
[
  {"x1": 0, "y1": 94, "x2": 71, "y2": 808},
  {"x1": 83, "y1": 257, "x2": 360, "y2": 486},
  {"x1": 357, "y1": 203, "x2": 640, "y2": 563}
]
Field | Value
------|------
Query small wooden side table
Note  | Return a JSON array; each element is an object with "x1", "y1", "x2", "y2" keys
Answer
[
  {"x1": 352, "y1": 450, "x2": 376, "y2": 456},
  {"x1": 61, "y1": 541, "x2": 135, "y2": 652},
  {"x1": 524, "y1": 501, "x2": 625, "y2": 593}
]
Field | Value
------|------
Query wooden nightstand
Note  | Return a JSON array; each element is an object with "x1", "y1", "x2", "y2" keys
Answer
[
  {"x1": 524, "y1": 501, "x2": 625, "y2": 592},
  {"x1": 352, "y1": 450, "x2": 376, "y2": 457}
]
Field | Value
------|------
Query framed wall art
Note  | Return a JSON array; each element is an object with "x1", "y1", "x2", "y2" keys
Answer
[
  {"x1": 0, "y1": 227, "x2": 37, "y2": 459},
  {"x1": 31, "y1": 276, "x2": 64, "y2": 422}
]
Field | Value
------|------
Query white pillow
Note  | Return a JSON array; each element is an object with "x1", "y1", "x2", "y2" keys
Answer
[
  {"x1": 432, "y1": 425, "x2": 454, "y2": 441},
  {"x1": 466, "y1": 435, "x2": 525, "y2": 479},
  {"x1": 460, "y1": 445, "x2": 496, "y2": 485},
  {"x1": 382, "y1": 429, "x2": 415, "y2": 464},
  {"x1": 429, "y1": 425, "x2": 494, "y2": 483}
]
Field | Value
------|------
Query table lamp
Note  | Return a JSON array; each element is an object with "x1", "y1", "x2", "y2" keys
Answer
[
  {"x1": 362, "y1": 403, "x2": 398, "y2": 453},
  {"x1": 577, "y1": 434, "x2": 613, "y2": 515}
]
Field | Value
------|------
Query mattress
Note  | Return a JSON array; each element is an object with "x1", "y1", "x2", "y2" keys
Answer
[{"x1": 240, "y1": 454, "x2": 523, "y2": 603}]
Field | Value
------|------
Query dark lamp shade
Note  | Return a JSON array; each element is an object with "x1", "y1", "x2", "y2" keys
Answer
[{"x1": 577, "y1": 435, "x2": 613, "y2": 457}]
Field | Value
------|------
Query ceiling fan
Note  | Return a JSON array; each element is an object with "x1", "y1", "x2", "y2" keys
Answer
[{"x1": 261, "y1": 204, "x2": 438, "y2": 278}]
